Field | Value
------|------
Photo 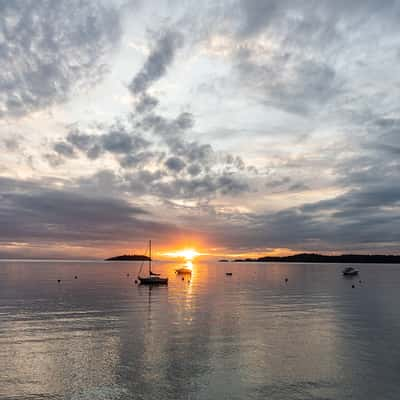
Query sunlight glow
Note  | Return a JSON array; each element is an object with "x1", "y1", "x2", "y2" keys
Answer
[{"x1": 164, "y1": 249, "x2": 201, "y2": 260}]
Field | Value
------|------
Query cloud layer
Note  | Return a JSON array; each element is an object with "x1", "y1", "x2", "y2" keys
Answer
[
  {"x1": 1, "y1": 0, "x2": 400, "y2": 257},
  {"x1": 0, "y1": 0, "x2": 121, "y2": 117}
]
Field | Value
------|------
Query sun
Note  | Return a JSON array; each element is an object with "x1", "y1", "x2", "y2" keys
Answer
[
  {"x1": 164, "y1": 249, "x2": 200, "y2": 260},
  {"x1": 179, "y1": 249, "x2": 199, "y2": 260}
]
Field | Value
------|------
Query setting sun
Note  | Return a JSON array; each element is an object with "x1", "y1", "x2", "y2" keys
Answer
[{"x1": 163, "y1": 249, "x2": 201, "y2": 260}]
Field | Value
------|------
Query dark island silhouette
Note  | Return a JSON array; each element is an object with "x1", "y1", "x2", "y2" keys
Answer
[
  {"x1": 233, "y1": 253, "x2": 400, "y2": 263},
  {"x1": 105, "y1": 254, "x2": 151, "y2": 261}
]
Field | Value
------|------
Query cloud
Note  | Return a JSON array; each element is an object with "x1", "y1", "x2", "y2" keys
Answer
[
  {"x1": 3, "y1": 137, "x2": 20, "y2": 151},
  {"x1": 236, "y1": 55, "x2": 340, "y2": 114},
  {"x1": 197, "y1": 0, "x2": 399, "y2": 118},
  {"x1": 237, "y1": 0, "x2": 292, "y2": 38},
  {"x1": 236, "y1": 0, "x2": 399, "y2": 40},
  {"x1": 165, "y1": 156, "x2": 186, "y2": 172},
  {"x1": 77, "y1": 163, "x2": 249, "y2": 201},
  {"x1": 2, "y1": 0, "x2": 400, "y2": 257},
  {"x1": 55, "y1": 124, "x2": 150, "y2": 161},
  {"x1": 182, "y1": 181, "x2": 400, "y2": 254},
  {"x1": 0, "y1": 0, "x2": 121, "y2": 117},
  {"x1": 140, "y1": 111, "x2": 195, "y2": 137},
  {"x1": 229, "y1": 2, "x2": 344, "y2": 115},
  {"x1": 129, "y1": 29, "x2": 184, "y2": 94},
  {"x1": 0, "y1": 177, "x2": 185, "y2": 255},
  {"x1": 240, "y1": 182, "x2": 400, "y2": 251},
  {"x1": 53, "y1": 142, "x2": 76, "y2": 158},
  {"x1": 50, "y1": 109, "x2": 252, "y2": 200},
  {"x1": 120, "y1": 151, "x2": 159, "y2": 169},
  {"x1": 147, "y1": 173, "x2": 250, "y2": 199},
  {"x1": 187, "y1": 163, "x2": 202, "y2": 177},
  {"x1": 135, "y1": 93, "x2": 159, "y2": 113}
]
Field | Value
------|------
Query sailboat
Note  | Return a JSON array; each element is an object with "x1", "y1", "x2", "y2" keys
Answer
[{"x1": 137, "y1": 240, "x2": 168, "y2": 285}]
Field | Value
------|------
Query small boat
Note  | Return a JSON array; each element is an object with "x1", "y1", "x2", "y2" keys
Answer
[
  {"x1": 138, "y1": 240, "x2": 168, "y2": 285},
  {"x1": 175, "y1": 267, "x2": 192, "y2": 274},
  {"x1": 225, "y1": 272, "x2": 233, "y2": 276},
  {"x1": 342, "y1": 267, "x2": 359, "y2": 276}
]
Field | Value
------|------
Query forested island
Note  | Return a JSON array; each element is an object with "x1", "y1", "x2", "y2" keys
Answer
[
  {"x1": 105, "y1": 254, "x2": 151, "y2": 261},
  {"x1": 233, "y1": 253, "x2": 400, "y2": 263}
]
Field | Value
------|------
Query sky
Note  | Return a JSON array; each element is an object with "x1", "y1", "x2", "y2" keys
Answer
[{"x1": 1, "y1": 0, "x2": 400, "y2": 259}]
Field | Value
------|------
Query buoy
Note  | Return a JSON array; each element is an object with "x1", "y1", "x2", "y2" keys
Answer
[
  {"x1": 134, "y1": 280, "x2": 138, "y2": 284},
  {"x1": 74, "y1": 276, "x2": 78, "y2": 279},
  {"x1": 127, "y1": 273, "x2": 130, "y2": 277},
  {"x1": 352, "y1": 284, "x2": 355, "y2": 288},
  {"x1": 57, "y1": 279, "x2": 61, "y2": 283},
  {"x1": 359, "y1": 280, "x2": 362, "y2": 284},
  {"x1": 285, "y1": 278, "x2": 288, "y2": 283},
  {"x1": 182, "y1": 277, "x2": 184, "y2": 281}
]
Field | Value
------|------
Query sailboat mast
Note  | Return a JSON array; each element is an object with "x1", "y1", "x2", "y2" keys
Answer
[{"x1": 149, "y1": 239, "x2": 151, "y2": 274}]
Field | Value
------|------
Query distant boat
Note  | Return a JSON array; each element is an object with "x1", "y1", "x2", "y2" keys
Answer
[
  {"x1": 175, "y1": 267, "x2": 192, "y2": 274},
  {"x1": 138, "y1": 240, "x2": 168, "y2": 285},
  {"x1": 342, "y1": 267, "x2": 359, "y2": 276},
  {"x1": 219, "y1": 259, "x2": 229, "y2": 262},
  {"x1": 225, "y1": 272, "x2": 233, "y2": 276}
]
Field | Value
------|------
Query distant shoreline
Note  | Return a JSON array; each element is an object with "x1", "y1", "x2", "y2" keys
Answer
[{"x1": 232, "y1": 253, "x2": 400, "y2": 264}]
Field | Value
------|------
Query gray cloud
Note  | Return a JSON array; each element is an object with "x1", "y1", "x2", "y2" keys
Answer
[
  {"x1": 80, "y1": 166, "x2": 249, "y2": 201},
  {"x1": 140, "y1": 111, "x2": 194, "y2": 137},
  {"x1": 19, "y1": 1, "x2": 399, "y2": 256},
  {"x1": 265, "y1": 177, "x2": 309, "y2": 193},
  {"x1": 129, "y1": 29, "x2": 184, "y2": 94},
  {"x1": 53, "y1": 142, "x2": 75, "y2": 158},
  {"x1": 58, "y1": 124, "x2": 150, "y2": 161},
  {"x1": 50, "y1": 107, "x2": 252, "y2": 201},
  {"x1": 165, "y1": 156, "x2": 186, "y2": 172},
  {"x1": 135, "y1": 93, "x2": 159, "y2": 113},
  {"x1": 237, "y1": 0, "x2": 399, "y2": 40},
  {"x1": 231, "y1": 8, "x2": 343, "y2": 116},
  {"x1": 148, "y1": 173, "x2": 249, "y2": 199},
  {"x1": 120, "y1": 151, "x2": 159, "y2": 168},
  {"x1": 239, "y1": 182, "x2": 400, "y2": 251},
  {"x1": 219, "y1": 0, "x2": 400, "y2": 117},
  {"x1": 0, "y1": 0, "x2": 121, "y2": 117},
  {"x1": 237, "y1": 0, "x2": 292, "y2": 38},
  {"x1": 187, "y1": 163, "x2": 202, "y2": 177},
  {"x1": 0, "y1": 177, "x2": 186, "y2": 256},
  {"x1": 237, "y1": 55, "x2": 340, "y2": 115},
  {"x1": 3, "y1": 137, "x2": 20, "y2": 151},
  {"x1": 184, "y1": 181, "x2": 400, "y2": 254}
]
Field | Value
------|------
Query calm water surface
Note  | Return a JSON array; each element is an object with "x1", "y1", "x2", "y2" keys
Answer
[{"x1": 0, "y1": 260, "x2": 399, "y2": 399}]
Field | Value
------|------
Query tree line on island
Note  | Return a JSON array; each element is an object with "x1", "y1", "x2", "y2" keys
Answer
[
  {"x1": 106, "y1": 253, "x2": 400, "y2": 263},
  {"x1": 229, "y1": 253, "x2": 400, "y2": 263}
]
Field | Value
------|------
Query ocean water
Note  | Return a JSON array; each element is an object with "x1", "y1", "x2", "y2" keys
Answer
[{"x1": 0, "y1": 260, "x2": 399, "y2": 400}]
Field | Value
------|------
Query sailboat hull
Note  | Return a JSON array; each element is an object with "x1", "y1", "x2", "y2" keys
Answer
[{"x1": 138, "y1": 276, "x2": 168, "y2": 285}]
